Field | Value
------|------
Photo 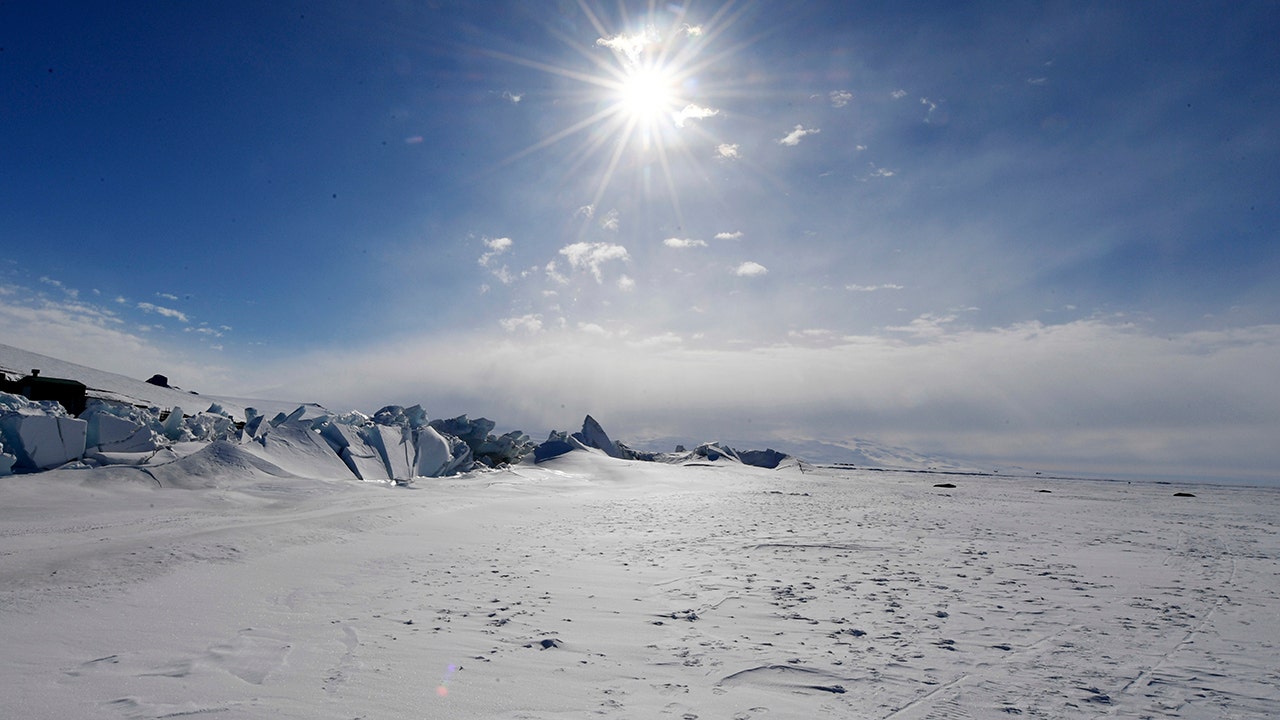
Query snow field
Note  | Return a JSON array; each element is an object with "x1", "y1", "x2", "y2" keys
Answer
[{"x1": 1, "y1": 451, "x2": 1277, "y2": 718}]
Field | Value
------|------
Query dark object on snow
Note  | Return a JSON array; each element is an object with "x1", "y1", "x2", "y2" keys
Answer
[
  {"x1": 1037, "y1": 489, "x2": 1052, "y2": 493},
  {"x1": 0, "y1": 369, "x2": 86, "y2": 416},
  {"x1": 738, "y1": 448, "x2": 789, "y2": 469},
  {"x1": 1173, "y1": 492, "x2": 1196, "y2": 497},
  {"x1": 933, "y1": 482, "x2": 957, "y2": 489},
  {"x1": 145, "y1": 374, "x2": 171, "y2": 388}
]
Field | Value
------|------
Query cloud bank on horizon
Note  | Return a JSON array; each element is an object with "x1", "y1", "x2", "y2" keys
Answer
[{"x1": 2, "y1": 1, "x2": 1278, "y2": 482}]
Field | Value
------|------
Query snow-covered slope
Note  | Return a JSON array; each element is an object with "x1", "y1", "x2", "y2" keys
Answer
[{"x1": 0, "y1": 342, "x2": 321, "y2": 422}]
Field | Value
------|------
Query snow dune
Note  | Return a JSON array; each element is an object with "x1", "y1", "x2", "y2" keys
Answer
[{"x1": 2, "y1": 450, "x2": 1277, "y2": 718}]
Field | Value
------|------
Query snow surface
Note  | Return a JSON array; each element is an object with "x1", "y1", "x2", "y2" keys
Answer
[
  {"x1": 2, "y1": 341, "x2": 1279, "y2": 717},
  {"x1": 2, "y1": 449, "x2": 1279, "y2": 718}
]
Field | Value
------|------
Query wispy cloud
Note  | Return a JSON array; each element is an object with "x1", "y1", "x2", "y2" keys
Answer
[
  {"x1": 920, "y1": 96, "x2": 947, "y2": 124},
  {"x1": 778, "y1": 124, "x2": 820, "y2": 146},
  {"x1": 39, "y1": 276, "x2": 78, "y2": 298},
  {"x1": 501, "y1": 90, "x2": 523, "y2": 103},
  {"x1": 0, "y1": 280, "x2": 232, "y2": 390},
  {"x1": 559, "y1": 242, "x2": 630, "y2": 282},
  {"x1": 886, "y1": 313, "x2": 957, "y2": 338},
  {"x1": 617, "y1": 274, "x2": 636, "y2": 291},
  {"x1": 499, "y1": 314, "x2": 543, "y2": 333},
  {"x1": 847, "y1": 283, "x2": 905, "y2": 292},
  {"x1": 891, "y1": 89, "x2": 908, "y2": 99},
  {"x1": 680, "y1": 24, "x2": 703, "y2": 38},
  {"x1": 716, "y1": 143, "x2": 740, "y2": 160},
  {"x1": 600, "y1": 208, "x2": 620, "y2": 232},
  {"x1": 157, "y1": 292, "x2": 179, "y2": 301},
  {"x1": 734, "y1": 261, "x2": 768, "y2": 277},
  {"x1": 829, "y1": 90, "x2": 853, "y2": 107},
  {"x1": 664, "y1": 237, "x2": 707, "y2": 249},
  {"x1": 715, "y1": 231, "x2": 743, "y2": 241},
  {"x1": 544, "y1": 260, "x2": 569, "y2": 285},
  {"x1": 490, "y1": 266, "x2": 515, "y2": 285},
  {"x1": 478, "y1": 236, "x2": 513, "y2": 267},
  {"x1": 673, "y1": 104, "x2": 718, "y2": 128},
  {"x1": 137, "y1": 302, "x2": 190, "y2": 323}
]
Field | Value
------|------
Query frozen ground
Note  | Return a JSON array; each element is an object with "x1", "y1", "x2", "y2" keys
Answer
[{"x1": 2, "y1": 451, "x2": 1278, "y2": 719}]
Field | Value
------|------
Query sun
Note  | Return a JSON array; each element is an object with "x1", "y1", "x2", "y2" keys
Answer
[
  {"x1": 616, "y1": 64, "x2": 679, "y2": 128},
  {"x1": 483, "y1": 4, "x2": 742, "y2": 228}
]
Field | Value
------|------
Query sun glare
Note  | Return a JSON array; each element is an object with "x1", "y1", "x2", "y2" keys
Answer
[
  {"x1": 617, "y1": 65, "x2": 678, "y2": 126},
  {"x1": 487, "y1": 2, "x2": 743, "y2": 231}
]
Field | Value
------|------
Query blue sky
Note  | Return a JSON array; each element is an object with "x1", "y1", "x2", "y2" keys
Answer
[{"x1": 3, "y1": 1, "x2": 1279, "y2": 482}]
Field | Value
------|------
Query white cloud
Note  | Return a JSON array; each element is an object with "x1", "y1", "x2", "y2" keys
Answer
[
  {"x1": 847, "y1": 283, "x2": 905, "y2": 292},
  {"x1": 680, "y1": 24, "x2": 703, "y2": 37},
  {"x1": 575, "y1": 204, "x2": 594, "y2": 219},
  {"x1": 137, "y1": 302, "x2": 190, "y2": 323},
  {"x1": 734, "y1": 261, "x2": 769, "y2": 277},
  {"x1": 716, "y1": 143, "x2": 740, "y2": 160},
  {"x1": 715, "y1": 231, "x2": 743, "y2": 241},
  {"x1": 157, "y1": 292, "x2": 179, "y2": 301},
  {"x1": 868, "y1": 167, "x2": 895, "y2": 178},
  {"x1": 673, "y1": 104, "x2": 718, "y2": 128},
  {"x1": 829, "y1": 90, "x2": 853, "y2": 107},
  {"x1": 502, "y1": 90, "x2": 523, "y2": 103},
  {"x1": 596, "y1": 31, "x2": 657, "y2": 65},
  {"x1": 778, "y1": 124, "x2": 820, "y2": 146},
  {"x1": 617, "y1": 274, "x2": 636, "y2": 291},
  {"x1": 891, "y1": 89, "x2": 908, "y2": 99},
  {"x1": 498, "y1": 314, "x2": 543, "y2": 333},
  {"x1": 600, "y1": 208, "x2": 620, "y2": 232},
  {"x1": 559, "y1": 242, "x2": 630, "y2": 282},
  {"x1": 663, "y1": 237, "x2": 707, "y2": 249},
  {"x1": 478, "y1": 236, "x2": 513, "y2": 267}
]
